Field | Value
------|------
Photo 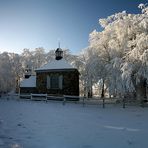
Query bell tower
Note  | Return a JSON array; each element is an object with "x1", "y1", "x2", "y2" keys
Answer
[{"x1": 55, "y1": 46, "x2": 63, "y2": 60}]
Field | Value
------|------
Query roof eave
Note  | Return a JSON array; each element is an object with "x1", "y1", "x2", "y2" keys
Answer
[{"x1": 35, "y1": 68, "x2": 78, "y2": 73}]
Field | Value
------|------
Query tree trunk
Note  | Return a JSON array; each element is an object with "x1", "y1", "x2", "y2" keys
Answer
[
  {"x1": 88, "y1": 77, "x2": 93, "y2": 98},
  {"x1": 135, "y1": 78, "x2": 147, "y2": 101}
]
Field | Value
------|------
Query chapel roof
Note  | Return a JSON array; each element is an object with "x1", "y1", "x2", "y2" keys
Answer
[{"x1": 35, "y1": 59, "x2": 76, "y2": 72}]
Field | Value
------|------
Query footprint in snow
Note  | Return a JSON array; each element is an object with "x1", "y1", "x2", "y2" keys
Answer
[{"x1": 17, "y1": 123, "x2": 22, "y2": 127}]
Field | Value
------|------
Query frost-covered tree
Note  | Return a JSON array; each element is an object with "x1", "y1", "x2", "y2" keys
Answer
[
  {"x1": 32, "y1": 47, "x2": 46, "y2": 69},
  {"x1": 9, "y1": 53, "x2": 22, "y2": 92},
  {"x1": 0, "y1": 52, "x2": 21, "y2": 93},
  {"x1": 88, "y1": 4, "x2": 148, "y2": 99},
  {"x1": 21, "y1": 47, "x2": 46, "y2": 74},
  {"x1": 21, "y1": 48, "x2": 34, "y2": 71}
]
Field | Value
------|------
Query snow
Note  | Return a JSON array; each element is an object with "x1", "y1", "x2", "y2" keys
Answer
[
  {"x1": 0, "y1": 98, "x2": 148, "y2": 148},
  {"x1": 20, "y1": 76, "x2": 36, "y2": 88},
  {"x1": 35, "y1": 59, "x2": 75, "y2": 71}
]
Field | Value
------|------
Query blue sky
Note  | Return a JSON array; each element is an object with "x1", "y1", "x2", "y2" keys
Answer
[{"x1": 0, "y1": 0, "x2": 147, "y2": 54}]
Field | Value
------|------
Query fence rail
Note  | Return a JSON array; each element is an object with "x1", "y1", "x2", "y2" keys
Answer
[{"x1": 7, "y1": 94, "x2": 148, "y2": 108}]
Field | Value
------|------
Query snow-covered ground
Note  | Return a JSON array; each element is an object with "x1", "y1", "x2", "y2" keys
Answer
[{"x1": 0, "y1": 98, "x2": 148, "y2": 148}]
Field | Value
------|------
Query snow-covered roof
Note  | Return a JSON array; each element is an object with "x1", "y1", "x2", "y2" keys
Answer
[
  {"x1": 20, "y1": 76, "x2": 36, "y2": 88},
  {"x1": 35, "y1": 59, "x2": 75, "y2": 71}
]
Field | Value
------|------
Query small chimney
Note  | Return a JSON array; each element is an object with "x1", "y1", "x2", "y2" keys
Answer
[{"x1": 24, "y1": 65, "x2": 31, "y2": 79}]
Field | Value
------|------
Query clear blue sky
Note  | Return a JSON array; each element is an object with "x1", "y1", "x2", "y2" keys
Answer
[{"x1": 0, "y1": 0, "x2": 147, "y2": 54}]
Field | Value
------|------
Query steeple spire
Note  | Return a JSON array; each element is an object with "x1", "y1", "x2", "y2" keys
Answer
[{"x1": 58, "y1": 41, "x2": 61, "y2": 49}]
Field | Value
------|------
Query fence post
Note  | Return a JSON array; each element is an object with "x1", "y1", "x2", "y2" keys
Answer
[
  {"x1": 46, "y1": 94, "x2": 47, "y2": 102},
  {"x1": 103, "y1": 97, "x2": 105, "y2": 108},
  {"x1": 83, "y1": 97, "x2": 85, "y2": 107},
  {"x1": 140, "y1": 98, "x2": 144, "y2": 108},
  {"x1": 123, "y1": 98, "x2": 125, "y2": 108},
  {"x1": 63, "y1": 97, "x2": 66, "y2": 105}
]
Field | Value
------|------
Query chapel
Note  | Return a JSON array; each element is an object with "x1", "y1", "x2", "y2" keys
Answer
[{"x1": 20, "y1": 48, "x2": 79, "y2": 97}]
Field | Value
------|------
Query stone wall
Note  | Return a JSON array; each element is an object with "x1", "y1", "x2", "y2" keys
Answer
[
  {"x1": 20, "y1": 87, "x2": 37, "y2": 94},
  {"x1": 36, "y1": 69, "x2": 79, "y2": 96}
]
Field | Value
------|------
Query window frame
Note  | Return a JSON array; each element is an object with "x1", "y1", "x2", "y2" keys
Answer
[{"x1": 46, "y1": 74, "x2": 63, "y2": 90}]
